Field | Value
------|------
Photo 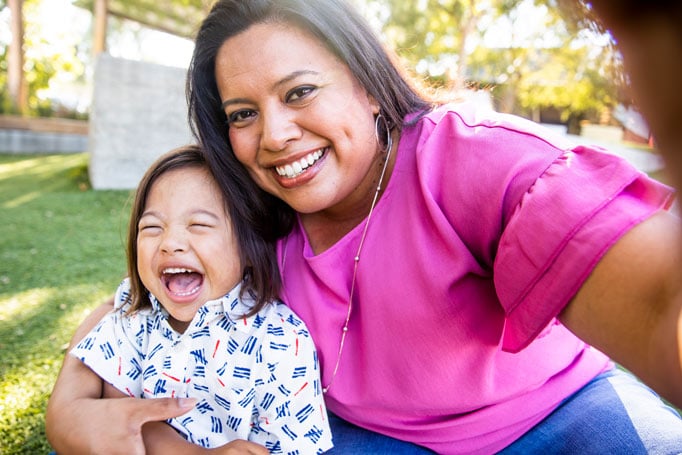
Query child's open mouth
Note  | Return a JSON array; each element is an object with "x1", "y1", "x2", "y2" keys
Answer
[{"x1": 162, "y1": 267, "x2": 203, "y2": 297}]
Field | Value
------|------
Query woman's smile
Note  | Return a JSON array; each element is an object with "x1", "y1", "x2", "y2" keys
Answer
[{"x1": 274, "y1": 147, "x2": 326, "y2": 179}]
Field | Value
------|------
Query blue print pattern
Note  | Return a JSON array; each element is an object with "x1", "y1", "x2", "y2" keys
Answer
[{"x1": 71, "y1": 279, "x2": 332, "y2": 453}]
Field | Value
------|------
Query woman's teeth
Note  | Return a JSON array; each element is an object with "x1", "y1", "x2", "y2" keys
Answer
[{"x1": 275, "y1": 149, "x2": 324, "y2": 178}]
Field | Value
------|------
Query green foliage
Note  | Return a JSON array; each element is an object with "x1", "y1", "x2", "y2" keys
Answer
[
  {"x1": 0, "y1": 153, "x2": 132, "y2": 454},
  {"x1": 0, "y1": 0, "x2": 89, "y2": 118},
  {"x1": 0, "y1": 43, "x2": 9, "y2": 113},
  {"x1": 379, "y1": 0, "x2": 622, "y2": 119}
]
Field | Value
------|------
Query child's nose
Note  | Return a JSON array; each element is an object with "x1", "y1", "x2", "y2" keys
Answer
[{"x1": 160, "y1": 228, "x2": 188, "y2": 253}]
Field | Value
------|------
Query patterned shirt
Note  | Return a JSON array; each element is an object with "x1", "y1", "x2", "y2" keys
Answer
[{"x1": 71, "y1": 278, "x2": 333, "y2": 453}]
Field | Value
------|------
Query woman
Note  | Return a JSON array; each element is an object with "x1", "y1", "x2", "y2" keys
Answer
[{"x1": 47, "y1": 0, "x2": 682, "y2": 453}]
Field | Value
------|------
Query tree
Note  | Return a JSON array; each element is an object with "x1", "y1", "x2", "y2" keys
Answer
[
  {"x1": 380, "y1": 0, "x2": 524, "y2": 91},
  {"x1": 6, "y1": 0, "x2": 28, "y2": 114},
  {"x1": 1, "y1": 0, "x2": 88, "y2": 117},
  {"x1": 377, "y1": 0, "x2": 621, "y2": 130},
  {"x1": 0, "y1": 0, "x2": 210, "y2": 118},
  {"x1": 467, "y1": 0, "x2": 620, "y2": 130}
]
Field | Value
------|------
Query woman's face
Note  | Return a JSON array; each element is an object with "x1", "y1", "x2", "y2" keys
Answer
[
  {"x1": 136, "y1": 166, "x2": 242, "y2": 333},
  {"x1": 215, "y1": 22, "x2": 382, "y2": 217}
]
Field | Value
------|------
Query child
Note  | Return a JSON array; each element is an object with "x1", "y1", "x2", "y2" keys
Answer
[{"x1": 70, "y1": 145, "x2": 333, "y2": 453}]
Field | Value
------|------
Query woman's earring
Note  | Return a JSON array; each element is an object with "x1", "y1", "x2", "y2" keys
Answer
[{"x1": 374, "y1": 113, "x2": 393, "y2": 155}]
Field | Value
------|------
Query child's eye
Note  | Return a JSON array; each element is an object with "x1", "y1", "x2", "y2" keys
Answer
[
  {"x1": 227, "y1": 109, "x2": 256, "y2": 126},
  {"x1": 139, "y1": 224, "x2": 161, "y2": 233},
  {"x1": 286, "y1": 85, "x2": 316, "y2": 103}
]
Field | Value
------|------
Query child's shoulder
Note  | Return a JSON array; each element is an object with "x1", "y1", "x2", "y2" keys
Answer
[{"x1": 246, "y1": 300, "x2": 312, "y2": 339}]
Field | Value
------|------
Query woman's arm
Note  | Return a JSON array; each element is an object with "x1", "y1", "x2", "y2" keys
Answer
[
  {"x1": 46, "y1": 299, "x2": 196, "y2": 454},
  {"x1": 560, "y1": 209, "x2": 682, "y2": 407}
]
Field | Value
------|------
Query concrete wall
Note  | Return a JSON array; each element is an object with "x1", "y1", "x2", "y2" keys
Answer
[
  {"x1": 88, "y1": 54, "x2": 194, "y2": 189},
  {"x1": 0, "y1": 115, "x2": 88, "y2": 154},
  {"x1": 0, "y1": 129, "x2": 87, "y2": 154}
]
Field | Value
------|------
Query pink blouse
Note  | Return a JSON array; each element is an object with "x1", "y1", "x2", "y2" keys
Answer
[{"x1": 277, "y1": 103, "x2": 674, "y2": 454}]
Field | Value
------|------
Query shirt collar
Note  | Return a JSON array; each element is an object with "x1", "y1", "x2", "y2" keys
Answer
[{"x1": 146, "y1": 282, "x2": 263, "y2": 334}]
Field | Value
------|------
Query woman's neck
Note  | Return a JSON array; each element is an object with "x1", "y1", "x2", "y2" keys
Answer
[{"x1": 299, "y1": 132, "x2": 398, "y2": 255}]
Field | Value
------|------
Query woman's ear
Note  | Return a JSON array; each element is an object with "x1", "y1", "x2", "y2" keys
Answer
[{"x1": 368, "y1": 94, "x2": 381, "y2": 115}]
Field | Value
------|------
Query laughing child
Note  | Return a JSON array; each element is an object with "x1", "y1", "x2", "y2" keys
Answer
[{"x1": 70, "y1": 145, "x2": 333, "y2": 453}]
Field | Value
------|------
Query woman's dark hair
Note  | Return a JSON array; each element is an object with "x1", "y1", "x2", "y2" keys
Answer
[
  {"x1": 187, "y1": 0, "x2": 433, "y2": 238},
  {"x1": 126, "y1": 145, "x2": 281, "y2": 317}
]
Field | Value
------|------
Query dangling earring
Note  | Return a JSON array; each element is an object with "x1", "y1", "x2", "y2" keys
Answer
[{"x1": 374, "y1": 113, "x2": 393, "y2": 155}]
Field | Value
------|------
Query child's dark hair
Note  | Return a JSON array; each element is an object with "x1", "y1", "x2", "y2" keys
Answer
[{"x1": 125, "y1": 144, "x2": 281, "y2": 316}]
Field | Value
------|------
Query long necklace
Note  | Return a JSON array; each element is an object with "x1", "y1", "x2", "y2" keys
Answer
[
  {"x1": 281, "y1": 129, "x2": 394, "y2": 395},
  {"x1": 322, "y1": 131, "x2": 394, "y2": 394}
]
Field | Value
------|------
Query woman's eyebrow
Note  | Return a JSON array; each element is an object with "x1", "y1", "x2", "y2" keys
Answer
[
  {"x1": 220, "y1": 70, "x2": 320, "y2": 110},
  {"x1": 221, "y1": 97, "x2": 251, "y2": 110},
  {"x1": 274, "y1": 70, "x2": 319, "y2": 89}
]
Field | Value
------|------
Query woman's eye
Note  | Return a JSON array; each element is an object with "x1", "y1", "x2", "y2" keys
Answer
[
  {"x1": 227, "y1": 109, "x2": 256, "y2": 125},
  {"x1": 286, "y1": 86, "x2": 316, "y2": 103}
]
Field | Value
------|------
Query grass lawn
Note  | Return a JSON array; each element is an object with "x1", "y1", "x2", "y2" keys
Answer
[{"x1": 0, "y1": 153, "x2": 132, "y2": 454}]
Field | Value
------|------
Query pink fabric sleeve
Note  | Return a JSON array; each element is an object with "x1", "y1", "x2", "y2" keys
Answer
[{"x1": 495, "y1": 145, "x2": 674, "y2": 352}]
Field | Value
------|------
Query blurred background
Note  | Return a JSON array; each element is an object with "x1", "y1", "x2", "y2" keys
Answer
[
  {"x1": 1, "y1": 0, "x2": 664, "y2": 188},
  {"x1": 0, "y1": 0, "x2": 654, "y2": 139},
  {"x1": 0, "y1": 1, "x2": 669, "y2": 454}
]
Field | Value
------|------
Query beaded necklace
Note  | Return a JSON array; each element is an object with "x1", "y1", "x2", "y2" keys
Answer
[{"x1": 282, "y1": 126, "x2": 394, "y2": 394}]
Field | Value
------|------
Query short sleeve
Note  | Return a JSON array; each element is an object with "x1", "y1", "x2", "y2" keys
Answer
[
  {"x1": 70, "y1": 279, "x2": 147, "y2": 396},
  {"x1": 495, "y1": 145, "x2": 674, "y2": 352}
]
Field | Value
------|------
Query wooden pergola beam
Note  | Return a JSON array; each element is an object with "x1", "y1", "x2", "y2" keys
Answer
[{"x1": 93, "y1": 0, "x2": 108, "y2": 55}]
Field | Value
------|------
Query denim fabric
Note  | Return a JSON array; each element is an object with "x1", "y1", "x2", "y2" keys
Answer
[
  {"x1": 326, "y1": 413, "x2": 437, "y2": 454},
  {"x1": 327, "y1": 369, "x2": 682, "y2": 454},
  {"x1": 500, "y1": 368, "x2": 682, "y2": 454}
]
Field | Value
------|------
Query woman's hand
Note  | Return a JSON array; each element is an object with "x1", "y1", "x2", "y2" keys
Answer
[
  {"x1": 46, "y1": 299, "x2": 195, "y2": 454},
  {"x1": 47, "y1": 351, "x2": 196, "y2": 454}
]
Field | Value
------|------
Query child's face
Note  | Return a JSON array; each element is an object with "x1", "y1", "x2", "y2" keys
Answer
[{"x1": 136, "y1": 166, "x2": 241, "y2": 333}]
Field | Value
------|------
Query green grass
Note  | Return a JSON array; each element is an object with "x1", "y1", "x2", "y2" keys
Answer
[{"x1": 0, "y1": 153, "x2": 132, "y2": 454}]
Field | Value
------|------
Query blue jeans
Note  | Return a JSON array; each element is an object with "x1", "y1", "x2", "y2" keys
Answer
[{"x1": 326, "y1": 369, "x2": 682, "y2": 454}]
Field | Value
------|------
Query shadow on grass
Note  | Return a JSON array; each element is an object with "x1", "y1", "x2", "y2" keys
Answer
[{"x1": 0, "y1": 154, "x2": 132, "y2": 454}]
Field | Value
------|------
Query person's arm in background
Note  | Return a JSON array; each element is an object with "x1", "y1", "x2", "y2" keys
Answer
[
  {"x1": 564, "y1": 0, "x2": 682, "y2": 408},
  {"x1": 560, "y1": 210, "x2": 682, "y2": 408}
]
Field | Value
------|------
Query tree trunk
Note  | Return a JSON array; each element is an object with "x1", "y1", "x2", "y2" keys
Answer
[
  {"x1": 566, "y1": 113, "x2": 583, "y2": 135},
  {"x1": 7, "y1": 0, "x2": 28, "y2": 115}
]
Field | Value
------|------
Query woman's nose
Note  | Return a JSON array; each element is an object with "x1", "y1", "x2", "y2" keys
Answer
[{"x1": 260, "y1": 106, "x2": 301, "y2": 152}]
